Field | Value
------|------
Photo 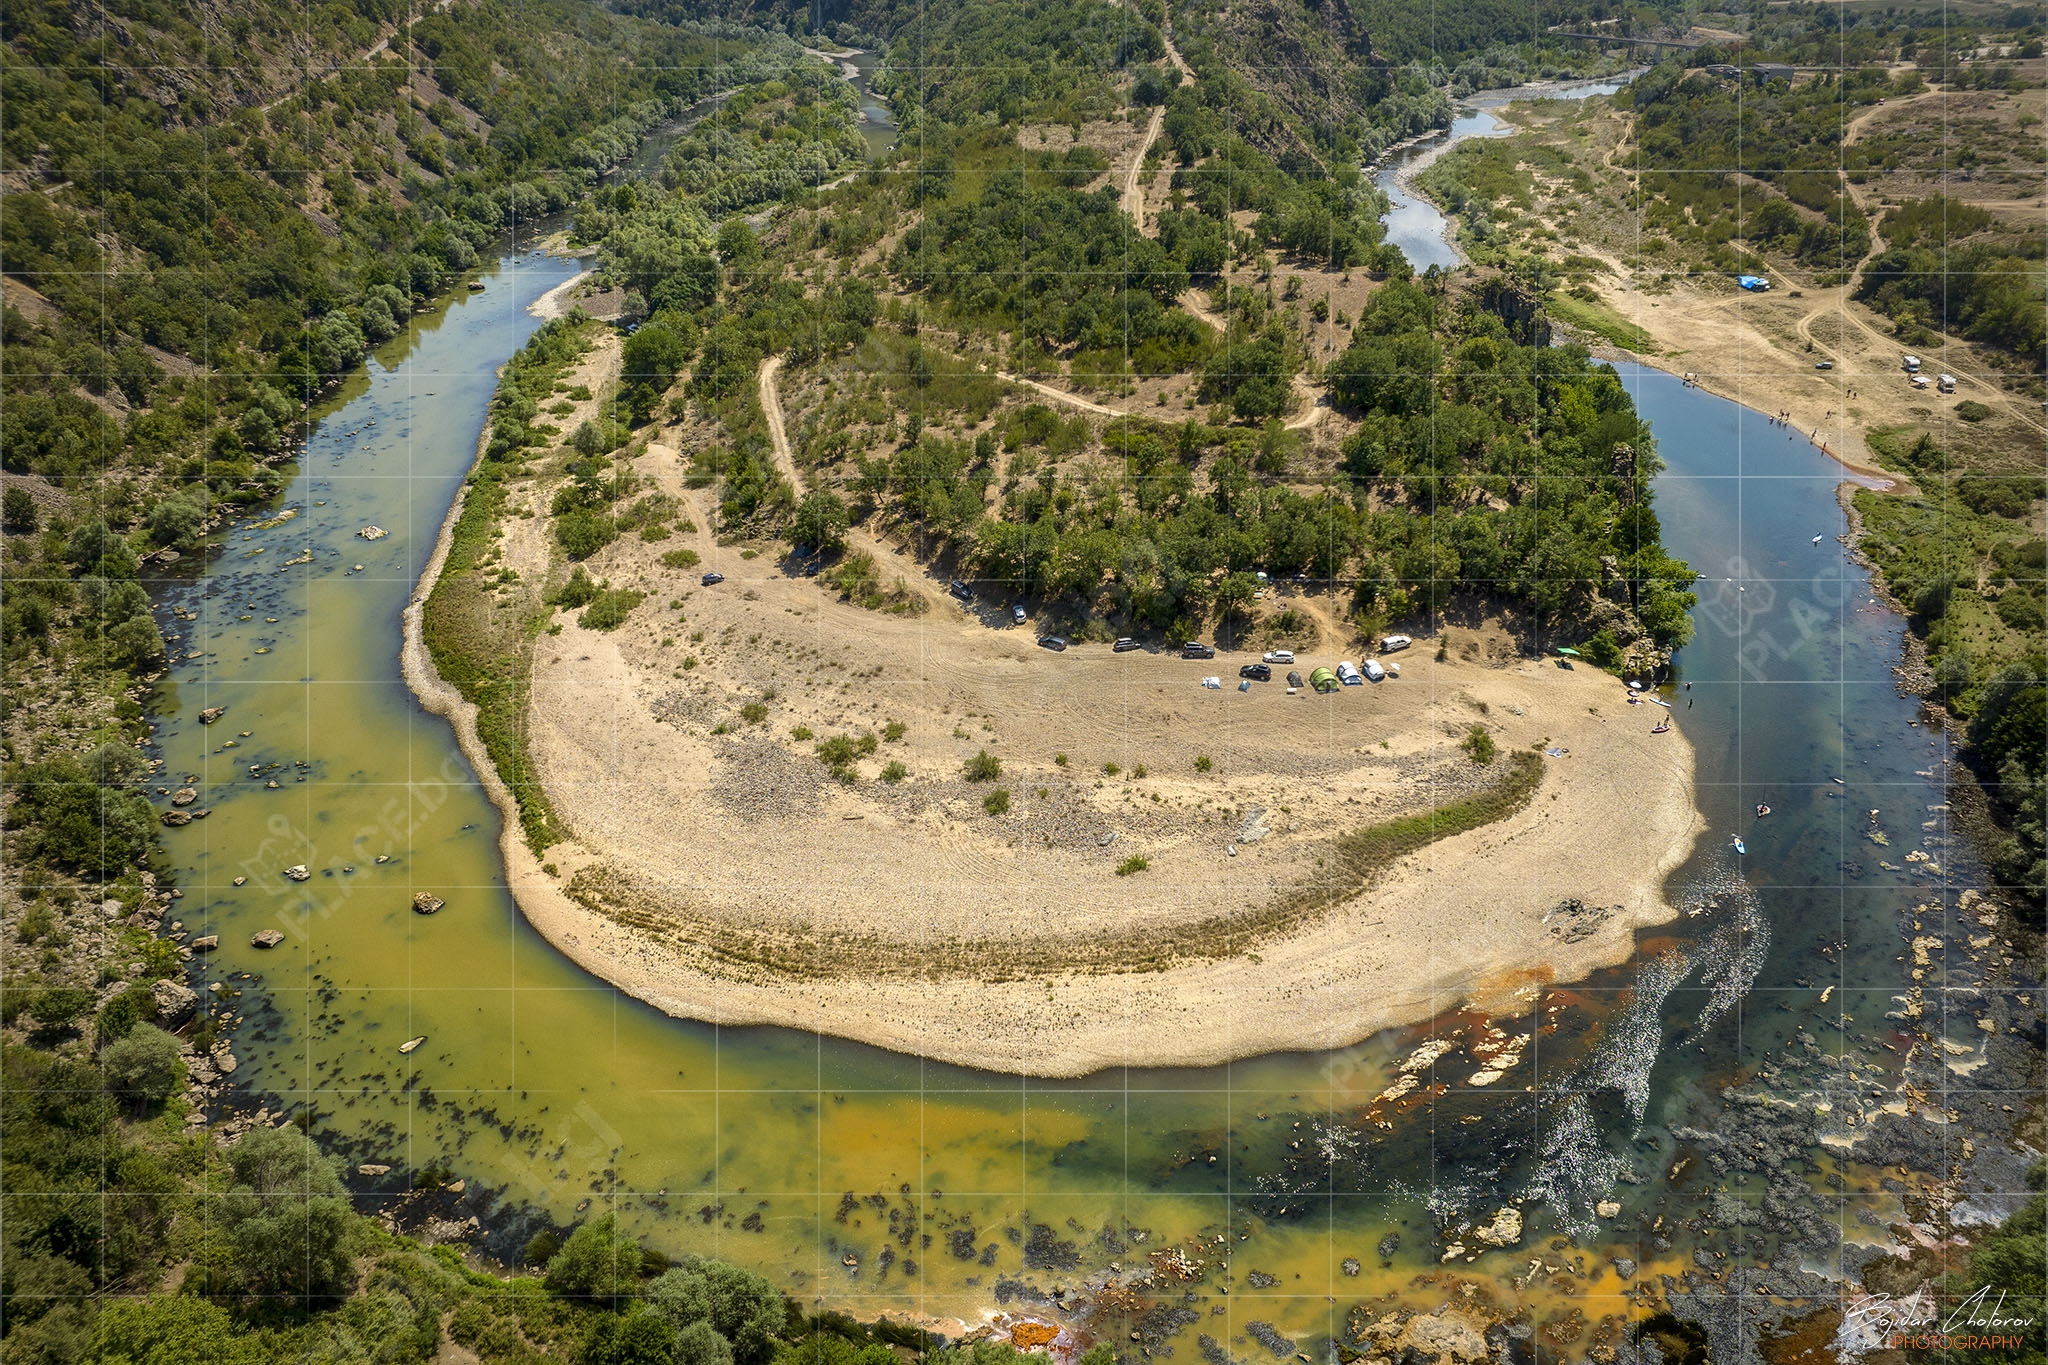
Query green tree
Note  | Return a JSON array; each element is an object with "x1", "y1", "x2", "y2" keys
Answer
[
  {"x1": 581, "y1": 1310, "x2": 679, "y2": 1365},
  {"x1": 547, "y1": 1212, "x2": 645, "y2": 1304},
  {"x1": 100, "y1": 1024, "x2": 182, "y2": 1109},
  {"x1": 11, "y1": 758, "x2": 156, "y2": 876},
  {"x1": 791, "y1": 490, "x2": 851, "y2": 552},
  {"x1": 214, "y1": 1124, "x2": 358, "y2": 1300},
  {"x1": 3, "y1": 486, "x2": 38, "y2": 534}
]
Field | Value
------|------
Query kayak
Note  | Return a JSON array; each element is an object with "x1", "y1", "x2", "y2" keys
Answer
[
  {"x1": 1733, "y1": 836, "x2": 1747, "y2": 855},
  {"x1": 1649, "y1": 697, "x2": 1672, "y2": 709},
  {"x1": 1652, "y1": 721, "x2": 1671, "y2": 733}
]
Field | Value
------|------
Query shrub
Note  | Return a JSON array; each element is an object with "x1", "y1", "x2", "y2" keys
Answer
[
  {"x1": 963, "y1": 750, "x2": 1002, "y2": 781},
  {"x1": 880, "y1": 761, "x2": 908, "y2": 783},
  {"x1": 525, "y1": 1230, "x2": 563, "y2": 1266},
  {"x1": 1954, "y1": 400, "x2": 1992, "y2": 422},
  {"x1": 740, "y1": 702, "x2": 768, "y2": 725},
  {"x1": 883, "y1": 720, "x2": 907, "y2": 742},
  {"x1": 790, "y1": 726, "x2": 814, "y2": 741},
  {"x1": 550, "y1": 567, "x2": 601, "y2": 608},
  {"x1": 1462, "y1": 725, "x2": 1497, "y2": 765},
  {"x1": 1115, "y1": 855, "x2": 1150, "y2": 876},
  {"x1": 556, "y1": 508, "x2": 617, "y2": 560},
  {"x1": 580, "y1": 589, "x2": 645, "y2": 631},
  {"x1": 1053, "y1": 753, "x2": 1068, "y2": 767},
  {"x1": 1194, "y1": 755, "x2": 1212, "y2": 772},
  {"x1": 546, "y1": 1213, "x2": 644, "y2": 1304},
  {"x1": 662, "y1": 548, "x2": 702, "y2": 569},
  {"x1": 983, "y1": 788, "x2": 1011, "y2": 815},
  {"x1": 100, "y1": 1024, "x2": 181, "y2": 1107},
  {"x1": 3, "y1": 486, "x2": 38, "y2": 533}
]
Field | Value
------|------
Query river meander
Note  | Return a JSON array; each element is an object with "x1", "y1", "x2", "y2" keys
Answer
[{"x1": 143, "y1": 251, "x2": 2027, "y2": 1344}]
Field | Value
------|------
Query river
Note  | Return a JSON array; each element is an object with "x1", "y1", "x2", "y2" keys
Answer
[
  {"x1": 1376, "y1": 74, "x2": 1638, "y2": 273},
  {"x1": 145, "y1": 252, "x2": 2029, "y2": 1345},
  {"x1": 620, "y1": 47, "x2": 896, "y2": 182}
]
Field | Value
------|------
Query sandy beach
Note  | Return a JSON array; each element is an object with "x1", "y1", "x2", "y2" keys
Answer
[{"x1": 407, "y1": 401, "x2": 1706, "y2": 1073}]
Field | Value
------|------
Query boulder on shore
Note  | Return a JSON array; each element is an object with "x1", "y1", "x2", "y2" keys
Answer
[{"x1": 152, "y1": 978, "x2": 198, "y2": 1025}]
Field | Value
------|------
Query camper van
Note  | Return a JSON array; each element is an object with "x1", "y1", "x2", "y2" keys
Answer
[
  {"x1": 1901, "y1": 355, "x2": 1922, "y2": 374},
  {"x1": 1379, "y1": 634, "x2": 1412, "y2": 654},
  {"x1": 1336, "y1": 661, "x2": 1364, "y2": 686},
  {"x1": 1937, "y1": 374, "x2": 1957, "y2": 394}
]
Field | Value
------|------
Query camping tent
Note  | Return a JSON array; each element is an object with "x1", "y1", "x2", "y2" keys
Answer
[{"x1": 1309, "y1": 667, "x2": 1339, "y2": 693}]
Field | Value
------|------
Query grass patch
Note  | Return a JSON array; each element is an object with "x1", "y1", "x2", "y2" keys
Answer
[
  {"x1": 1545, "y1": 294, "x2": 1658, "y2": 355},
  {"x1": 1330, "y1": 750, "x2": 1542, "y2": 887},
  {"x1": 1115, "y1": 855, "x2": 1150, "y2": 876}
]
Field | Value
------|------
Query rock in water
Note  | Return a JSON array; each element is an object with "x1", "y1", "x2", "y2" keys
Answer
[
  {"x1": 412, "y1": 892, "x2": 445, "y2": 915},
  {"x1": 1472, "y1": 1207, "x2": 1522, "y2": 1247},
  {"x1": 359, "y1": 1164, "x2": 392, "y2": 1176},
  {"x1": 160, "y1": 810, "x2": 193, "y2": 827},
  {"x1": 199, "y1": 707, "x2": 226, "y2": 725},
  {"x1": 399, "y1": 1036, "x2": 427, "y2": 1054},
  {"x1": 190, "y1": 935, "x2": 219, "y2": 952},
  {"x1": 250, "y1": 929, "x2": 286, "y2": 948},
  {"x1": 358, "y1": 525, "x2": 388, "y2": 540},
  {"x1": 283, "y1": 865, "x2": 310, "y2": 882},
  {"x1": 171, "y1": 787, "x2": 198, "y2": 806}
]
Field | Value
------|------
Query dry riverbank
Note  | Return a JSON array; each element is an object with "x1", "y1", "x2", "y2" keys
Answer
[{"x1": 404, "y1": 416, "x2": 1706, "y2": 1074}]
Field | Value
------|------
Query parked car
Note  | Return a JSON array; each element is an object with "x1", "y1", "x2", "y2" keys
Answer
[
  {"x1": 1182, "y1": 641, "x2": 1216, "y2": 660},
  {"x1": 1239, "y1": 663, "x2": 1271, "y2": 682},
  {"x1": 949, "y1": 579, "x2": 974, "y2": 602},
  {"x1": 1011, "y1": 604, "x2": 1028, "y2": 625},
  {"x1": 1814, "y1": 361, "x2": 1834, "y2": 370},
  {"x1": 1379, "y1": 634, "x2": 1412, "y2": 653},
  {"x1": 1262, "y1": 649, "x2": 1295, "y2": 664},
  {"x1": 1113, "y1": 637, "x2": 1142, "y2": 652},
  {"x1": 701, "y1": 572, "x2": 725, "y2": 586},
  {"x1": 1336, "y1": 661, "x2": 1363, "y2": 685},
  {"x1": 1038, "y1": 635, "x2": 1068, "y2": 652},
  {"x1": 1363, "y1": 659, "x2": 1387, "y2": 682}
]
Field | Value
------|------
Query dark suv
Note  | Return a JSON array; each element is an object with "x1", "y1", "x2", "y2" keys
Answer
[
  {"x1": 1239, "y1": 663, "x2": 1271, "y2": 682},
  {"x1": 1182, "y1": 641, "x2": 1216, "y2": 660}
]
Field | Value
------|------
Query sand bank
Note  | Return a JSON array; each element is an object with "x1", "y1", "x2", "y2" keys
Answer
[{"x1": 402, "y1": 420, "x2": 1708, "y2": 1075}]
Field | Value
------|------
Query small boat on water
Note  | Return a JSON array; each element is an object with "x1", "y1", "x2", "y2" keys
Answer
[
  {"x1": 1756, "y1": 803, "x2": 1772, "y2": 817},
  {"x1": 1651, "y1": 720, "x2": 1671, "y2": 734},
  {"x1": 1732, "y1": 836, "x2": 1747, "y2": 855},
  {"x1": 1812, "y1": 534, "x2": 1825, "y2": 544}
]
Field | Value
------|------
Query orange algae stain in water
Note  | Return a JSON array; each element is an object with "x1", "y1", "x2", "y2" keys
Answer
[{"x1": 1008, "y1": 1321, "x2": 1061, "y2": 1351}]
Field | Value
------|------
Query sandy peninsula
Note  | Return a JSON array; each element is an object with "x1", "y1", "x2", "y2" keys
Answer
[{"x1": 407, "y1": 341, "x2": 1704, "y2": 1074}]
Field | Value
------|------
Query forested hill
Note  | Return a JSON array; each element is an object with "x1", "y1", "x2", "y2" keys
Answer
[{"x1": 0, "y1": 0, "x2": 775, "y2": 497}]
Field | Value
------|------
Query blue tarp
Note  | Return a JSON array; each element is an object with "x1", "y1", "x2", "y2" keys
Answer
[{"x1": 1738, "y1": 275, "x2": 1770, "y2": 291}]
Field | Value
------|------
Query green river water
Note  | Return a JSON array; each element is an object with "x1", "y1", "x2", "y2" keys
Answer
[{"x1": 143, "y1": 252, "x2": 2031, "y2": 1347}]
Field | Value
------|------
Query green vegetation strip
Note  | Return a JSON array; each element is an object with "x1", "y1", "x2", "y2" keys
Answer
[
  {"x1": 1328, "y1": 749, "x2": 1543, "y2": 889},
  {"x1": 564, "y1": 752, "x2": 1545, "y2": 979},
  {"x1": 421, "y1": 320, "x2": 595, "y2": 854}
]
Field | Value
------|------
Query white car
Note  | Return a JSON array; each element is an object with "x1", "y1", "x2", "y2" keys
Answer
[
  {"x1": 1262, "y1": 649, "x2": 1295, "y2": 665},
  {"x1": 1379, "y1": 635, "x2": 1411, "y2": 653},
  {"x1": 1363, "y1": 659, "x2": 1387, "y2": 682},
  {"x1": 1336, "y1": 661, "x2": 1363, "y2": 686}
]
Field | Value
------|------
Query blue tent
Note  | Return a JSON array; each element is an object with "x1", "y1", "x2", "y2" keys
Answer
[{"x1": 1738, "y1": 275, "x2": 1771, "y2": 291}]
